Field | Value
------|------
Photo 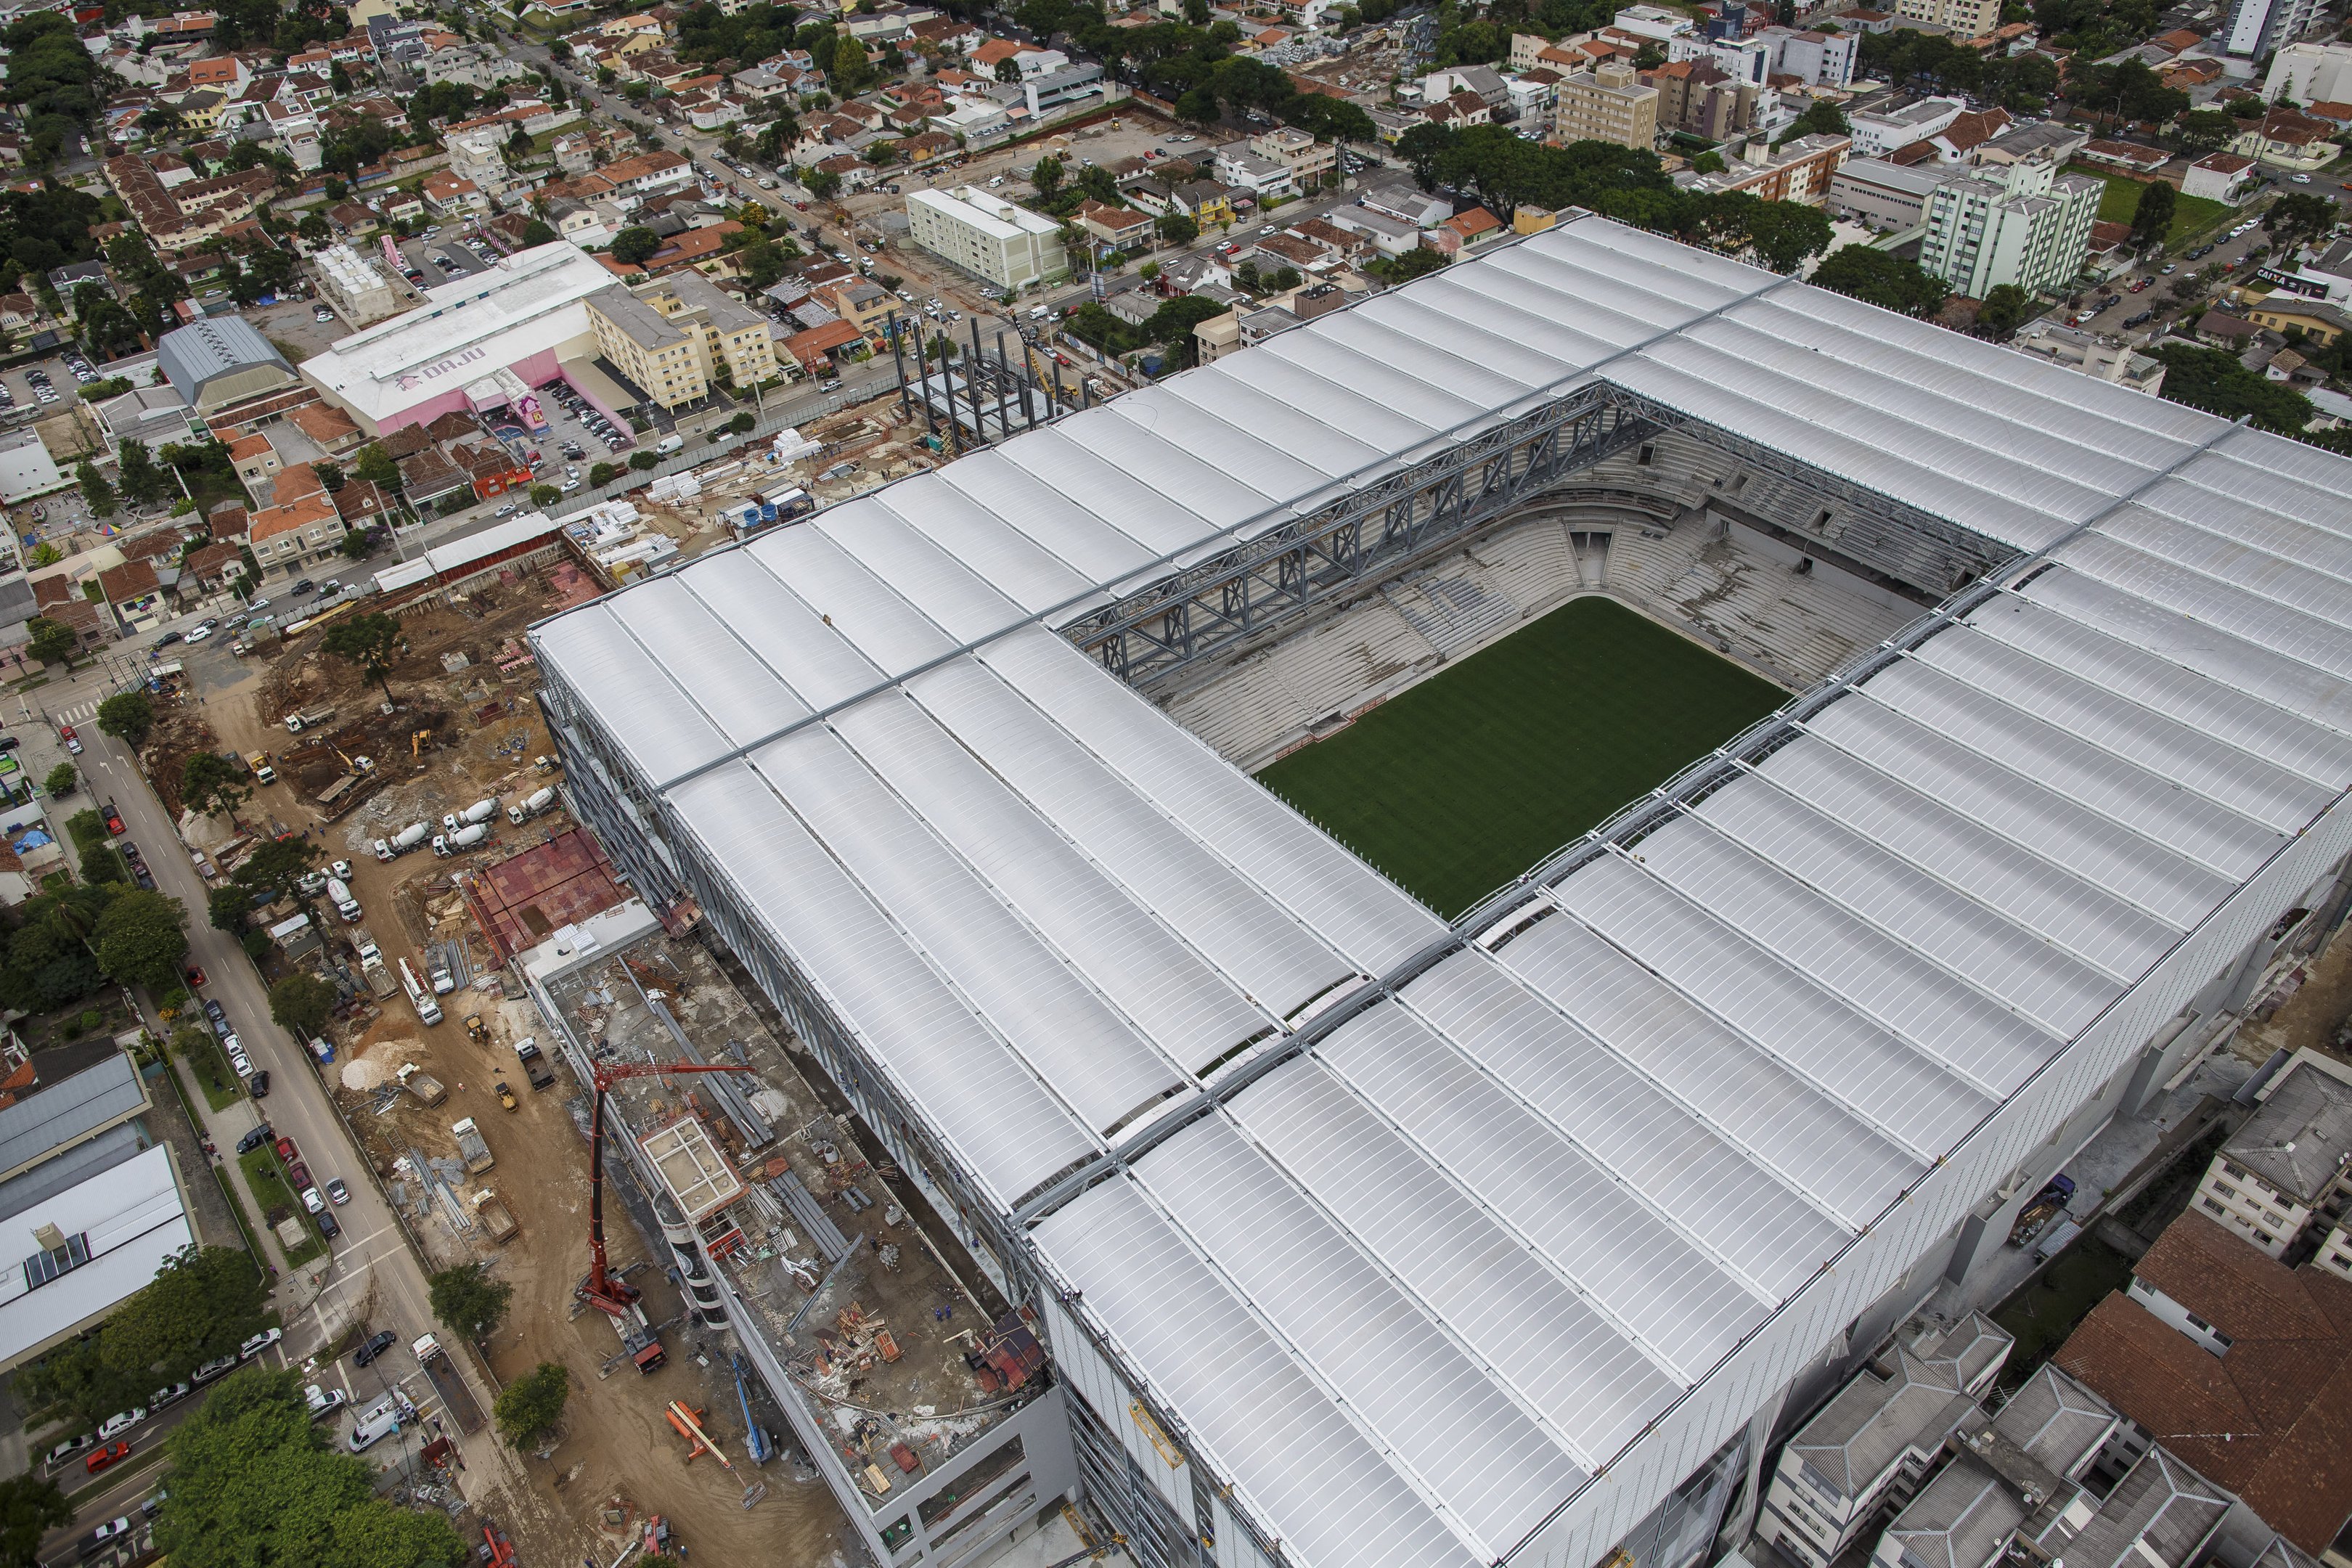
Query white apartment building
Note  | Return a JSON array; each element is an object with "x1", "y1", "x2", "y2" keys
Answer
[
  {"x1": 2265, "y1": 39, "x2": 2352, "y2": 102},
  {"x1": 1848, "y1": 94, "x2": 1968, "y2": 155},
  {"x1": 2225, "y1": 0, "x2": 2324, "y2": 59},
  {"x1": 1246, "y1": 126, "x2": 1335, "y2": 192},
  {"x1": 1917, "y1": 155, "x2": 2100, "y2": 297},
  {"x1": 2192, "y1": 1056, "x2": 2352, "y2": 1259},
  {"x1": 905, "y1": 186, "x2": 1067, "y2": 290},
  {"x1": 1761, "y1": 1316, "x2": 2012, "y2": 1568},
  {"x1": 312, "y1": 243, "x2": 399, "y2": 325},
  {"x1": 1895, "y1": 0, "x2": 1999, "y2": 34},
  {"x1": 1758, "y1": 25, "x2": 1857, "y2": 86}
]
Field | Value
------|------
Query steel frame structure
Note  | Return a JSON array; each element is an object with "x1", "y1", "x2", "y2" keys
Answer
[{"x1": 1060, "y1": 385, "x2": 2024, "y2": 690}]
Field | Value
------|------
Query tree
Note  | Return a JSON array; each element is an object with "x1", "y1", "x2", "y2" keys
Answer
[
  {"x1": 76, "y1": 460, "x2": 115, "y2": 518},
  {"x1": 19, "y1": 1246, "x2": 267, "y2": 1438},
  {"x1": 1032, "y1": 153, "x2": 1065, "y2": 198},
  {"x1": 2130, "y1": 179, "x2": 2175, "y2": 247},
  {"x1": 118, "y1": 438, "x2": 171, "y2": 507},
  {"x1": 830, "y1": 32, "x2": 873, "y2": 94},
  {"x1": 1692, "y1": 150, "x2": 1727, "y2": 173},
  {"x1": 589, "y1": 461, "x2": 622, "y2": 486},
  {"x1": 42, "y1": 762, "x2": 75, "y2": 797},
  {"x1": 2175, "y1": 107, "x2": 2235, "y2": 152},
  {"x1": 206, "y1": 883, "x2": 252, "y2": 934},
  {"x1": 428, "y1": 1262, "x2": 514, "y2": 1342},
  {"x1": 1371, "y1": 245, "x2": 1453, "y2": 285},
  {"x1": 1809, "y1": 245, "x2": 1948, "y2": 317},
  {"x1": 1976, "y1": 283, "x2": 2031, "y2": 340},
  {"x1": 156, "y1": 1368, "x2": 467, "y2": 1568},
  {"x1": 180, "y1": 752, "x2": 250, "y2": 827},
  {"x1": 313, "y1": 460, "x2": 345, "y2": 493},
  {"x1": 321, "y1": 612, "x2": 403, "y2": 704},
  {"x1": 351, "y1": 441, "x2": 401, "y2": 494},
  {"x1": 2266, "y1": 192, "x2": 2337, "y2": 257},
  {"x1": 493, "y1": 1361, "x2": 570, "y2": 1447},
  {"x1": 0, "y1": 1474, "x2": 70, "y2": 1568},
  {"x1": 2151, "y1": 342, "x2": 2314, "y2": 433},
  {"x1": 528, "y1": 483, "x2": 560, "y2": 507},
  {"x1": 269, "y1": 972, "x2": 335, "y2": 1037},
  {"x1": 610, "y1": 226, "x2": 661, "y2": 266},
  {"x1": 94, "y1": 887, "x2": 187, "y2": 989},
  {"x1": 728, "y1": 409, "x2": 756, "y2": 433},
  {"x1": 25, "y1": 616, "x2": 76, "y2": 668},
  {"x1": 520, "y1": 219, "x2": 557, "y2": 245},
  {"x1": 804, "y1": 165, "x2": 841, "y2": 201},
  {"x1": 1156, "y1": 212, "x2": 1199, "y2": 246},
  {"x1": 95, "y1": 689, "x2": 154, "y2": 748},
  {"x1": 629, "y1": 450, "x2": 658, "y2": 470}
]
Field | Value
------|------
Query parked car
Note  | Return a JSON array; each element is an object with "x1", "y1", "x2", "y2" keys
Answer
[
  {"x1": 103, "y1": 804, "x2": 124, "y2": 834},
  {"x1": 250, "y1": 1070, "x2": 270, "y2": 1098},
  {"x1": 353, "y1": 1329, "x2": 398, "y2": 1367},
  {"x1": 86, "y1": 1440, "x2": 131, "y2": 1474},
  {"x1": 97, "y1": 1408, "x2": 146, "y2": 1441},
  {"x1": 46, "y1": 1433, "x2": 95, "y2": 1467},
  {"x1": 234, "y1": 1123, "x2": 271, "y2": 1155},
  {"x1": 192, "y1": 1354, "x2": 237, "y2": 1384},
  {"x1": 239, "y1": 1327, "x2": 283, "y2": 1360}
]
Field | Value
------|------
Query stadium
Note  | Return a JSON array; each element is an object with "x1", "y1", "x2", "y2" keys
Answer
[{"x1": 528, "y1": 214, "x2": 2352, "y2": 1568}]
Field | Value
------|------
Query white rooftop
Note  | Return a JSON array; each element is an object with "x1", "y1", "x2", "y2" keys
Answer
[
  {"x1": 531, "y1": 214, "x2": 2352, "y2": 1568},
  {"x1": 300, "y1": 241, "x2": 614, "y2": 427},
  {"x1": 0, "y1": 1142, "x2": 191, "y2": 1368},
  {"x1": 909, "y1": 184, "x2": 1063, "y2": 241}
]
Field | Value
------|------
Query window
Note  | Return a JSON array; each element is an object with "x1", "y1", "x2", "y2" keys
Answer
[
  {"x1": 2202, "y1": 1197, "x2": 2226, "y2": 1216},
  {"x1": 24, "y1": 1231, "x2": 89, "y2": 1289}
]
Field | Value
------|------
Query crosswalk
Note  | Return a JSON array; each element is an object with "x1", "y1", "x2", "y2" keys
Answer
[{"x1": 53, "y1": 698, "x2": 99, "y2": 725}]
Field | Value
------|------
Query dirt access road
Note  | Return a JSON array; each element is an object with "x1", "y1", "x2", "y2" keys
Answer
[{"x1": 185, "y1": 622, "x2": 852, "y2": 1565}]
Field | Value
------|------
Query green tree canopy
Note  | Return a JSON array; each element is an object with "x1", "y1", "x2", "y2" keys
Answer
[
  {"x1": 269, "y1": 972, "x2": 335, "y2": 1037},
  {"x1": 25, "y1": 616, "x2": 75, "y2": 667},
  {"x1": 320, "y1": 612, "x2": 404, "y2": 703},
  {"x1": 41, "y1": 761, "x2": 74, "y2": 796},
  {"x1": 95, "y1": 689, "x2": 155, "y2": 748},
  {"x1": 2152, "y1": 343, "x2": 2314, "y2": 434},
  {"x1": 492, "y1": 1361, "x2": 571, "y2": 1448},
  {"x1": 1810, "y1": 245, "x2": 1949, "y2": 318},
  {"x1": 179, "y1": 751, "x2": 250, "y2": 826},
  {"x1": 94, "y1": 886, "x2": 187, "y2": 989},
  {"x1": 2267, "y1": 192, "x2": 2338, "y2": 256},
  {"x1": 20, "y1": 1246, "x2": 267, "y2": 1437},
  {"x1": 351, "y1": 441, "x2": 401, "y2": 494},
  {"x1": 520, "y1": 219, "x2": 557, "y2": 245},
  {"x1": 156, "y1": 1367, "x2": 467, "y2": 1568},
  {"x1": 428, "y1": 1262, "x2": 514, "y2": 1341},
  {"x1": 0, "y1": 884, "x2": 108, "y2": 1010},
  {"x1": 77, "y1": 460, "x2": 115, "y2": 518},
  {"x1": 2129, "y1": 179, "x2": 2175, "y2": 245},
  {"x1": 610, "y1": 226, "x2": 661, "y2": 266},
  {"x1": 232, "y1": 836, "x2": 320, "y2": 905},
  {"x1": 1976, "y1": 283, "x2": 2033, "y2": 340},
  {"x1": 0, "y1": 1474, "x2": 70, "y2": 1568}
]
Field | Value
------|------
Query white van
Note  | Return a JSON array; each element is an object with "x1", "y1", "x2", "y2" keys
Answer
[{"x1": 348, "y1": 1397, "x2": 404, "y2": 1452}]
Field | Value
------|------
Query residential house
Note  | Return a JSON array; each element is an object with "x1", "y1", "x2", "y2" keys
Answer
[
  {"x1": 2245, "y1": 295, "x2": 2352, "y2": 345},
  {"x1": 1848, "y1": 95, "x2": 1969, "y2": 156},
  {"x1": 2008, "y1": 318, "x2": 2168, "y2": 392},
  {"x1": 2233, "y1": 107, "x2": 2341, "y2": 171},
  {"x1": 1214, "y1": 145, "x2": 1295, "y2": 200},
  {"x1": 2189, "y1": 1057, "x2": 2352, "y2": 1262},
  {"x1": 97, "y1": 560, "x2": 165, "y2": 632},
  {"x1": 1247, "y1": 126, "x2": 1336, "y2": 191},
  {"x1": 2056, "y1": 1209, "x2": 2352, "y2": 1558},
  {"x1": 1077, "y1": 199, "x2": 1154, "y2": 253},
  {"x1": 2184, "y1": 150, "x2": 2262, "y2": 203},
  {"x1": 1686, "y1": 132, "x2": 1850, "y2": 203},
  {"x1": 248, "y1": 492, "x2": 346, "y2": 580},
  {"x1": 420, "y1": 172, "x2": 487, "y2": 219},
  {"x1": 1328, "y1": 204, "x2": 1427, "y2": 256}
]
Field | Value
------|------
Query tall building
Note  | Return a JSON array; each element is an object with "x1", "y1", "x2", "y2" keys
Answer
[
  {"x1": 1895, "y1": 0, "x2": 1998, "y2": 35},
  {"x1": 2225, "y1": 0, "x2": 2324, "y2": 58},
  {"x1": 1916, "y1": 155, "x2": 2100, "y2": 298},
  {"x1": 1556, "y1": 61, "x2": 1660, "y2": 149},
  {"x1": 584, "y1": 272, "x2": 777, "y2": 412},
  {"x1": 906, "y1": 185, "x2": 1067, "y2": 291}
]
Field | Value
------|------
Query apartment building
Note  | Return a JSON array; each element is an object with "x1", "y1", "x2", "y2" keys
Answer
[
  {"x1": 1917, "y1": 155, "x2": 2100, "y2": 298},
  {"x1": 1848, "y1": 94, "x2": 1968, "y2": 155},
  {"x1": 586, "y1": 273, "x2": 776, "y2": 411},
  {"x1": 1895, "y1": 0, "x2": 1999, "y2": 34},
  {"x1": 1248, "y1": 126, "x2": 1336, "y2": 191},
  {"x1": 1683, "y1": 133, "x2": 1850, "y2": 203},
  {"x1": 1763, "y1": 1315, "x2": 2013, "y2": 1568},
  {"x1": 2191, "y1": 1056, "x2": 2352, "y2": 1261},
  {"x1": 312, "y1": 244, "x2": 399, "y2": 325},
  {"x1": 1556, "y1": 61, "x2": 1660, "y2": 149},
  {"x1": 905, "y1": 185, "x2": 1067, "y2": 290}
]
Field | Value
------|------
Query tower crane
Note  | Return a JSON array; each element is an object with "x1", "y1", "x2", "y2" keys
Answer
[{"x1": 579, "y1": 1059, "x2": 754, "y2": 1319}]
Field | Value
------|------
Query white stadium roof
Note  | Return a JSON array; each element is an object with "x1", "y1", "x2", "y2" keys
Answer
[
  {"x1": 299, "y1": 242, "x2": 614, "y2": 428},
  {"x1": 531, "y1": 215, "x2": 2352, "y2": 1568}
]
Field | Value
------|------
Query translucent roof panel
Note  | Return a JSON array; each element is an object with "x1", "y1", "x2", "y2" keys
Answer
[
  {"x1": 670, "y1": 550, "x2": 889, "y2": 718},
  {"x1": 601, "y1": 576, "x2": 811, "y2": 747},
  {"x1": 1132, "y1": 1111, "x2": 1589, "y2": 1556},
  {"x1": 666, "y1": 762, "x2": 1093, "y2": 1205},
  {"x1": 747, "y1": 722, "x2": 1184, "y2": 1138},
  {"x1": 531, "y1": 608, "x2": 731, "y2": 783},
  {"x1": 1034, "y1": 1177, "x2": 1485, "y2": 1568}
]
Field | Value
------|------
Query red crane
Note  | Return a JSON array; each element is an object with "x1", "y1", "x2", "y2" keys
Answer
[{"x1": 580, "y1": 1060, "x2": 754, "y2": 1318}]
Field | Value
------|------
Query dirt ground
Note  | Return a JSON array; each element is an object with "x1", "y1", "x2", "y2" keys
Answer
[
  {"x1": 2235, "y1": 920, "x2": 2352, "y2": 1068},
  {"x1": 204, "y1": 573, "x2": 856, "y2": 1567}
]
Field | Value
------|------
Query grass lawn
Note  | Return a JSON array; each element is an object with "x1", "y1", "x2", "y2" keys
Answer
[
  {"x1": 2067, "y1": 165, "x2": 2232, "y2": 248},
  {"x1": 1256, "y1": 597, "x2": 1785, "y2": 918},
  {"x1": 180, "y1": 1029, "x2": 244, "y2": 1113},
  {"x1": 238, "y1": 1147, "x2": 324, "y2": 1268},
  {"x1": 1992, "y1": 1234, "x2": 2135, "y2": 1389}
]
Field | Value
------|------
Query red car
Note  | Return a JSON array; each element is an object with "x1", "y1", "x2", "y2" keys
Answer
[
  {"x1": 104, "y1": 804, "x2": 125, "y2": 836},
  {"x1": 58, "y1": 723, "x2": 79, "y2": 755},
  {"x1": 85, "y1": 1440, "x2": 130, "y2": 1474},
  {"x1": 184, "y1": 965, "x2": 206, "y2": 988},
  {"x1": 274, "y1": 1136, "x2": 298, "y2": 1166}
]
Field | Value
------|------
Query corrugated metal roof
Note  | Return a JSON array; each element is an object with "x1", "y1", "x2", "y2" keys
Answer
[{"x1": 533, "y1": 213, "x2": 2352, "y2": 1568}]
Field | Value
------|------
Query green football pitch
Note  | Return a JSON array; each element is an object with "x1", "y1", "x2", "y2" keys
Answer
[{"x1": 1256, "y1": 597, "x2": 1787, "y2": 918}]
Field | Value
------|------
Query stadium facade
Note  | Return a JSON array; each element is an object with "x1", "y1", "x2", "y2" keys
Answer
[{"x1": 528, "y1": 214, "x2": 2352, "y2": 1568}]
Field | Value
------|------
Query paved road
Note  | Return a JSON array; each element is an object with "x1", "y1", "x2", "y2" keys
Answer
[{"x1": 71, "y1": 722, "x2": 523, "y2": 1498}]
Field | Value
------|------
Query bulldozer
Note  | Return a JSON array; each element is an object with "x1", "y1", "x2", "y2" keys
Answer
[
  {"x1": 465, "y1": 1014, "x2": 487, "y2": 1047},
  {"x1": 494, "y1": 1080, "x2": 518, "y2": 1112}
]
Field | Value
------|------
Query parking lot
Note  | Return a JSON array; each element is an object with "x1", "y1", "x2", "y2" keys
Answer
[
  {"x1": 526, "y1": 378, "x2": 637, "y2": 489},
  {"x1": 0, "y1": 345, "x2": 108, "y2": 417},
  {"x1": 394, "y1": 229, "x2": 497, "y2": 288}
]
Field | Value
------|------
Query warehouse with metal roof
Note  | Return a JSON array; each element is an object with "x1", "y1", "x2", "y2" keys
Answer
[{"x1": 528, "y1": 213, "x2": 2352, "y2": 1568}]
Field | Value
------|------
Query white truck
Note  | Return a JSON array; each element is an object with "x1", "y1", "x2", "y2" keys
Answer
[
  {"x1": 372, "y1": 822, "x2": 429, "y2": 860},
  {"x1": 428, "y1": 950, "x2": 454, "y2": 995},
  {"x1": 432, "y1": 824, "x2": 488, "y2": 857},
  {"x1": 350, "y1": 928, "x2": 380, "y2": 967},
  {"x1": 284, "y1": 705, "x2": 336, "y2": 733},
  {"x1": 451, "y1": 1117, "x2": 494, "y2": 1175},
  {"x1": 514, "y1": 1036, "x2": 556, "y2": 1090},
  {"x1": 399, "y1": 957, "x2": 443, "y2": 1026},
  {"x1": 396, "y1": 1061, "x2": 446, "y2": 1106},
  {"x1": 443, "y1": 799, "x2": 497, "y2": 833},
  {"x1": 472, "y1": 1191, "x2": 518, "y2": 1244},
  {"x1": 325, "y1": 877, "x2": 361, "y2": 923},
  {"x1": 505, "y1": 786, "x2": 557, "y2": 825}
]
